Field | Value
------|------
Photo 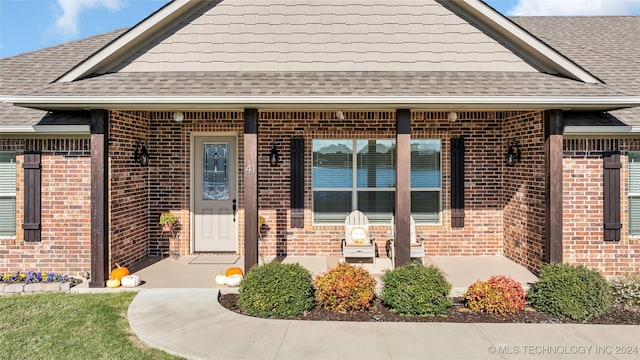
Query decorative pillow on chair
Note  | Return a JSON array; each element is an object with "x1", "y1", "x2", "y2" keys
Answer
[{"x1": 349, "y1": 226, "x2": 369, "y2": 244}]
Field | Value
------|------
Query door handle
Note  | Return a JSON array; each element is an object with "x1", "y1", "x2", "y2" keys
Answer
[{"x1": 232, "y1": 199, "x2": 237, "y2": 222}]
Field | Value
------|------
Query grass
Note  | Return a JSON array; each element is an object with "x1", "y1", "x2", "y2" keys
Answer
[{"x1": 0, "y1": 292, "x2": 182, "y2": 360}]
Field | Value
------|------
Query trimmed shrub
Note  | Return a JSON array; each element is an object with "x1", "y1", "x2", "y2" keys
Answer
[
  {"x1": 527, "y1": 263, "x2": 612, "y2": 321},
  {"x1": 610, "y1": 273, "x2": 640, "y2": 309},
  {"x1": 463, "y1": 275, "x2": 526, "y2": 315},
  {"x1": 380, "y1": 262, "x2": 452, "y2": 316},
  {"x1": 238, "y1": 262, "x2": 314, "y2": 318},
  {"x1": 315, "y1": 263, "x2": 377, "y2": 312}
]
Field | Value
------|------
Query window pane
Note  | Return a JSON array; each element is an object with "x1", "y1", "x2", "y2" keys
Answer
[
  {"x1": 313, "y1": 191, "x2": 351, "y2": 223},
  {"x1": 411, "y1": 140, "x2": 441, "y2": 188},
  {"x1": 203, "y1": 144, "x2": 229, "y2": 200},
  {"x1": 313, "y1": 140, "x2": 353, "y2": 188},
  {"x1": 0, "y1": 152, "x2": 16, "y2": 194},
  {"x1": 630, "y1": 152, "x2": 640, "y2": 194},
  {"x1": 0, "y1": 197, "x2": 16, "y2": 237},
  {"x1": 357, "y1": 191, "x2": 394, "y2": 223},
  {"x1": 412, "y1": 191, "x2": 440, "y2": 223},
  {"x1": 631, "y1": 197, "x2": 639, "y2": 236},
  {"x1": 356, "y1": 140, "x2": 395, "y2": 188}
]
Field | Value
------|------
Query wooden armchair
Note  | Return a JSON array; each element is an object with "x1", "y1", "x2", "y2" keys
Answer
[{"x1": 341, "y1": 210, "x2": 376, "y2": 264}]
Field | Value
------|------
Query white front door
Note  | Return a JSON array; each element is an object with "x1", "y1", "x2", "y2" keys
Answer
[{"x1": 194, "y1": 136, "x2": 237, "y2": 252}]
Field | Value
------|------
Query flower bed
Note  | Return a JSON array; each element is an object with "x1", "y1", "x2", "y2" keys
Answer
[{"x1": 0, "y1": 271, "x2": 79, "y2": 294}]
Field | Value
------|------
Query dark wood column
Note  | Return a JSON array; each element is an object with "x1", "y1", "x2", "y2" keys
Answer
[
  {"x1": 544, "y1": 109, "x2": 563, "y2": 263},
  {"x1": 395, "y1": 109, "x2": 411, "y2": 266},
  {"x1": 89, "y1": 110, "x2": 109, "y2": 287},
  {"x1": 244, "y1": 109, "x2": 259, "y2": 272}
]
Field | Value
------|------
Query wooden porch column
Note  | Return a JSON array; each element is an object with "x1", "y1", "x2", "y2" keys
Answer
[
  {"x1": 244, "y1": 109, "x2": 259, "y2": 272},
  {"x1": 395, "y1": 109, "x2": 411, "y2": 266},
  {"x1": 89, "y1": 110, "x2": 109, "y2": 288},
  {"x1": 544, "y1": 109, "x2": 563, "y2": 263}
]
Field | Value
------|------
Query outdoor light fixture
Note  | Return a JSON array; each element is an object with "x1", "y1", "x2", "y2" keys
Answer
[
  {"x1": 173, "y1": 111, "x2": 184, "y2": 122},
  {"x1": 134, "y1": 140, "x2": 150, "y2": 167},
  {"x1": 448, "y1": 111, "x2": 458, "y2": 122},
  {"x1": 269, "y1": 144, "x2": 280, "y2": 166},
  {"x1": 336, "y1": 110, "x2": 345, "y2": 120},
  {"x1": 505, "y1": 140, "x2": 522, "y2": 167}
]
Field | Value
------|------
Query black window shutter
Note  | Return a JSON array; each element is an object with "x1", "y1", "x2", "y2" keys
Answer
[
  {"x1": 290, "y1": 138, "x2": 304, "y2": 228},
  {"x1": 451, "y1": 137, "x2": 465, "y2": 228},
  {"x1": 603, "y1": 151, "x2": 621, "y2": 241},
  {"x1": 23, "y1": 151, "x2": 41, "y2": 242}
]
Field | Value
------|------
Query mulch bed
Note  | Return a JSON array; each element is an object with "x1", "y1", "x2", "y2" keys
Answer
[{"x1": 219, "y1": 294, "x2": 640, "y2": 324}]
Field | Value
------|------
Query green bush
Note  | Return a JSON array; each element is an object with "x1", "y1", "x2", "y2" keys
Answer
[
  {"x1": 380, "y1": 262, "x2": 452, "y2": 316},
  {"x1": 238, "y1": 262, "x2": 314, "y2": 318},
  {"x1": 463, "y1": 275, "x2": 526, "y2": 315},
  {"x1": 527, "y1": 263, "x2": 612, "y2": 321},
  {"x1": 315, "y1": 263, "x2": 377, "y2": 312},
  {"x1": 610, "y1": 273, "x2": 640, "y2": 309}
]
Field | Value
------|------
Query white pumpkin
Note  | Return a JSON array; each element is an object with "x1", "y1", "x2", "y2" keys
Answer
[
  {"x1": 225, "y1": 274, "x2": 243, "y2": 287},
  {"x1": 215, "y1": 274, "x2": 227, "y2": 286},
  {"x1": 120, "y1": 274, "x2": 141, "y2": 288}
]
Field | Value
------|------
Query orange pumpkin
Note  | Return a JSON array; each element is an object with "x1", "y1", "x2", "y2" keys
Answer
[
  {"x1": 110, "y1": 264, "x2": 130, "y2": 281},
  {"x1": 225, "y1": 267, "x2": 243, "y2": 277}
]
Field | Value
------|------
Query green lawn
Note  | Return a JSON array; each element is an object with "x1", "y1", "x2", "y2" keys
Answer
[{"x1": 0, "y1": 292, "x2": 182, "y2": 360}]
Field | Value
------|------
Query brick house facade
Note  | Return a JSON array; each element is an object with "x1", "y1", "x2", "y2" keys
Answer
[{"x1": 1, "y1": 1, "x2": 639, "y2": 284}]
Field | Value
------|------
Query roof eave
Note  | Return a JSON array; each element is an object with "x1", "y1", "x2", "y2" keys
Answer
[
  {"x1": 0, "y1": 125, "x2": 90, "y2": 135},
  {"x1": 563, "y1": 126, "x2": 640, "y2": 136},
  {"x1": 4, "y1": 95, "x2": 640, "y2": 111}
]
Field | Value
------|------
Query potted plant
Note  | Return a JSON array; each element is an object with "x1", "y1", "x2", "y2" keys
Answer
[{"x1": 159, "y1": 211, "x2": 178, "y2": 231}]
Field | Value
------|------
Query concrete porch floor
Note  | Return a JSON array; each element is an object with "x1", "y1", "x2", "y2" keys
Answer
[{"x1": 118, "y1": 255, "x2": 537, "y2": 296}]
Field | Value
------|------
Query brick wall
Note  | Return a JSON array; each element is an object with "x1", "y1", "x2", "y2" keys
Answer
[
  {"x1": 109, "y1": 111, "x2": 151, "y2": 268},
  {"x1": 141, "y1": 110, "x2": 515, "y2": 260},
  {"x1": 502, "y1": 111, "x2": 545, "y2": 273},
  {"x1": 4, "y1": 110, "x2": 637, "y2": 278},
  {"x1": 0, "y1": 138, "x2": 92, "y2": 277},
  {"x1": 563, "y1": 138, "x2": 640, "y2": 275}
]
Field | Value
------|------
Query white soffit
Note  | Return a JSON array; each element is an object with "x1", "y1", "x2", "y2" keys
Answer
[{"x1": 4, "y1": 95, "x2": 640, "y2": 111}]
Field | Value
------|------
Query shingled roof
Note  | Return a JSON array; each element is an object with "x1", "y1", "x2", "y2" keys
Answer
[
  {"x1": 1, "y1": 9, "x2": 639, "y2": 130},
  {"x1": 512, "y1": 16, "x2": 640, "y2": 127},
  {"x1": 0, "y1": 29, "x2": 127, "y2": 127}
]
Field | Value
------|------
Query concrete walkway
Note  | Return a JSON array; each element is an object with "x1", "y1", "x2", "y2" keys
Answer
[{"x1": 128, "y1": 288, "x2": 640, "y2": 360}]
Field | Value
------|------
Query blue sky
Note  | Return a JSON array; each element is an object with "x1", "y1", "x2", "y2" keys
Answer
[{"x1": 1, "y1": 0, "x2": 640, "y2": 59}]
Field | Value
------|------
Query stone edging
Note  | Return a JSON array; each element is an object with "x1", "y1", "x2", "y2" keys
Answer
[{"x1": 0, "y1": 282, "x2": 74, "y2": 294}]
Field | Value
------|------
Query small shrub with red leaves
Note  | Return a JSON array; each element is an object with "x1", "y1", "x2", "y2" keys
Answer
[
  {"x1": 315, "y1": 263, "x2": 377, "y2": 312},
  {"x1": 463, "y1": 275, "x2": 526, "y2": 315}
]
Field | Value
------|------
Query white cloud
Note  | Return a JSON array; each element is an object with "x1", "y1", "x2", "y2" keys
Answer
[
  {"x1": 55, "y1": 0, "x2": 125, "y2": 35},
  {"x1": 508, "y1": 0, "x2": 640, "y2": 16}
]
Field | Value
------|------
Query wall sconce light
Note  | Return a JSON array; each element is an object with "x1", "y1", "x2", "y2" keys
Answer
[
  {"x1": 173, "y1": 111, "x2": 184, "y2": 122},
  {"x1": 269, "y1": 144, "x2": 280, "y2": 166},
  {"x1": 448, "y1": 111, "x2": 458, "y2": 123},
  {"x1": 336, "y1": 110, "x2": 345, "y2": 120},
  {"x1": 134, "y1": 140, "x2": 149, "y2": 167},
  {"x1": 505, "y1": 140, "x2": 522, "y2": 167}
]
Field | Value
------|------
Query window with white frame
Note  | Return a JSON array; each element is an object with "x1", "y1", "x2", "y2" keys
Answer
[
  {"x1": 0, "y1": 152, "x2": 16, "y2": 237},
  {"x1": 630, "y1": 152, "x2": 639, "y2": 236},
  {"x1": 312, "y1": 139, "x2": 441, "y2": 224}
]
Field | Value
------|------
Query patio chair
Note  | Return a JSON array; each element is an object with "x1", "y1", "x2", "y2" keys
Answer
[
  {"x1": 341, "y1": 210, "x2": 376, "y2": 264},
  {"x1": 386, "y1": 215, "x2": 425, "y2": 267}
]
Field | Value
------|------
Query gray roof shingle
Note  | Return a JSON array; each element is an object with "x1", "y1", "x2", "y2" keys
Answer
[
  {"x1": 31, "y1": 70, "x2": 622, "y2": 97},
  {"x1": 0, "y1": 29, "x2": 127, "y2": 126},
  {"x1": 512, "y1": 16, "x2": 640, "y2": 126}
]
